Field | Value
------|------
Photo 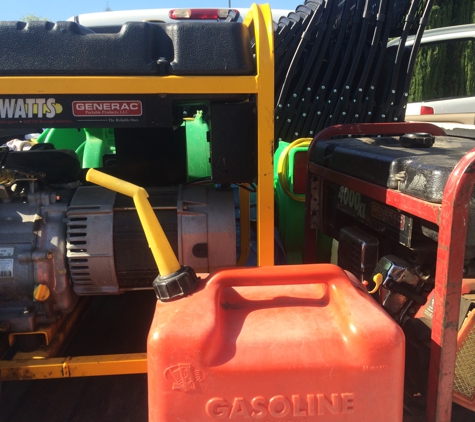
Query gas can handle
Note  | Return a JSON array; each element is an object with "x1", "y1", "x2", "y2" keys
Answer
[
  {"x1": 203, "y1": 264, "x2": 365, "y2": 330},
  {"x1": 207, "y1": 263, "x2": 359, "y2": 292}
]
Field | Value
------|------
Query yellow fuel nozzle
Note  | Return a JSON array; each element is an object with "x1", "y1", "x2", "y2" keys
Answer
[
  {"x1": 86, "y1": 168, "x2": 180, "y2": 276},
  {"x1": 86, "y1": 169, "x2": 199, "y2": 301}
]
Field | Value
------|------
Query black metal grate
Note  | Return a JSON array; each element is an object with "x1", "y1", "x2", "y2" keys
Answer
[{"x1": 274, "y1": 0, "x2": 435, "y2": 142}]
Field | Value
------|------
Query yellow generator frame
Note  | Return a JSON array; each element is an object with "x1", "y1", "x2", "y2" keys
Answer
[{"x1": 0, "y1": 3, "x2": 274, "y2": 380}]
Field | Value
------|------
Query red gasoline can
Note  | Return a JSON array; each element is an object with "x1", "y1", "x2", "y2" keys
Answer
[{"x1": 148, "y1": 264, "x2": 405, "y2": 421}]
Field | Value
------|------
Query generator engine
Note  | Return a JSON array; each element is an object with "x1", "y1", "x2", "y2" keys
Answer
[
  {"x1": 309, "y1": 131, "x2": 475, "y2": 411},
  {"x1": 0, "y1": 146, "x2": 236, "y2": 334}
]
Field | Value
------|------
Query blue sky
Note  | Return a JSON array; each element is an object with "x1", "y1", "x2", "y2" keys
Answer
[{"x1": 1, "y1": 0, "x2": 294, "y2": 22}]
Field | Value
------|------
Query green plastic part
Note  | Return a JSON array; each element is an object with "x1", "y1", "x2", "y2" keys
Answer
[
  {"x1": 36, "y1": 127, "x2": 116, "y2": 168},
  {"x1": 184, "y1": 111, "x2": 211, "y2": 182},
  {"x1": 34, "y1": 116, "x2": 208, "y2": 176},
  {"x1": 274, "y1": 141, "x2": 332, "y2": 264},
  {"x1": 36, "y1": 128, "x2": 86, "y2": 151},
  {"x1": 82, "y1": 128, "x2": 115, "y2": 168},
  {"x1": 33, "y1": 112, "x2": 210, "y2": 177}
]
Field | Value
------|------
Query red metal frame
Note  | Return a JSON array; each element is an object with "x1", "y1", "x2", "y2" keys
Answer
[{"x1": 304, "y1": 122, "x2": 475, "y2": 422}]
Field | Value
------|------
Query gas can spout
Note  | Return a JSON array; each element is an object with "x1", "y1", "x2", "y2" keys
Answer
[{"x1": 86, "y1": 168, "x2": 199, "y2": 301}]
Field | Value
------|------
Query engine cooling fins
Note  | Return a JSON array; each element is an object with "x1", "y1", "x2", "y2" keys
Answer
[{"x1": 274, "y1": 0, "x2": 434, "y2": 142}]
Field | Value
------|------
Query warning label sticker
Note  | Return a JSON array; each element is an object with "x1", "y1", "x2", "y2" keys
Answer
[
  {"x1": 0, "y1": 247, "x2": 13, "y2": 257},
  {"x1": 424, "y1": 296, "x2": 435, "y2": 322},
  {"x1": 0, "y1": 259, "x2": 13, "y2": 278}
]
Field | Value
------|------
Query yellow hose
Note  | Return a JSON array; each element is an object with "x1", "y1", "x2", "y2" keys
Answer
[
  {"x1": 277, "y1": 138, "x2": 312, "y2": 202},
  {"x1": 86, "y1": 169, "x2": 181, "y2": 277}
]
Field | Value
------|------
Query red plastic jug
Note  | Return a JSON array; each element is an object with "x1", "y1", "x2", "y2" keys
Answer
[{"x1": 148, "y1": 264, "x2": 404, "y2": 421}]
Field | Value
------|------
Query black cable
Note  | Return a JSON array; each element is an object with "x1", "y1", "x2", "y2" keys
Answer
[
  {"x1": 278, "y1": 3, "x2": 329, "y2": 141},
  {"x1": 275, "y1": 2, "x2": 328, "y2": 140},
  {"x1": 275, "y1": 11, "x2": 310, "y2": 86},
  {"x1": 376, "y1": 0, "x2": 421, "y2": 122},
  {"x1": 320, "y1": 0, "x2": 371, "y2": 130},
  {"x1": 276, "y1": 0, "x2": 339, "y2": 141},
  {"x1": 363, "y1": 2, "x2": 396, "y2": 122},
  {"x1": 394, "y1": 0, "x2": 435, "y2": 122},
  {"x1": 275, "y1": 1, "x2": 324, "y2": 109},
  {"x1": 283, "y1": 0, "x2": 355, "y2": 141},
  {"x1": 345, "y1": 0, "x2": 388, "y2": 123}
]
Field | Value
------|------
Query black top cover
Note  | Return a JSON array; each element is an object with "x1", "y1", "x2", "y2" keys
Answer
[
  {"x1": 311, "y1": 135, "x2": 475, "y2": 203},
  {"x1": 0, "y1": 20, "x2": 255, "y2": 76}
]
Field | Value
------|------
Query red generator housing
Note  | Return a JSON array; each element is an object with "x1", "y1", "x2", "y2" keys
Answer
[{"x1": 304, "y1": 122, "x2": 475, "y2": 421}]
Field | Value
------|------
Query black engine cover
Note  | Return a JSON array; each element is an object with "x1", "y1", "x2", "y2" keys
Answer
[{"x1": 311, "y1": 135, "x2": 475, "y2": 203}]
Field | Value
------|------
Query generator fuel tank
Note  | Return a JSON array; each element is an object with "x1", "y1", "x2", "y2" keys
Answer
[{"x1": 147, "y1": 264, "x2": 405, "y2": 421}]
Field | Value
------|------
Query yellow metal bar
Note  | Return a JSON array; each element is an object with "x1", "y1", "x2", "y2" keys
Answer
[
  {"x1": 245, "y1": 4, "x2": 275, "y2": 266},
  {"x1": 12, "y1": 297, "x2": 92, "y2": 360},
  {"x1": 0, "y1": 75, "x2": 258, "y2": 95},
  {"x1": 86, "y1": 169, "x2": 180, "y2": 276},
  {"x1": 0, "y1": 353, "x2": 147, "y2": 380},
  {"x1": 9, "y1": 317, "x2": 63, "y2": 347},
  {"x1": 237, "y1": 186, "x2": 251, "y2": 266}
]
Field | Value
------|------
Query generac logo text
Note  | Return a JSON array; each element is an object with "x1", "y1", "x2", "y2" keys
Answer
[
  {"x1": 205, "y1": 393, "x2": 354, "y2": 419},
  {"x1": 72, "y1": 100, "x2": 142, "y2": 116}
]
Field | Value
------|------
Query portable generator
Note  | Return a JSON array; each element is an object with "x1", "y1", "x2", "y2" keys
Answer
[{"x1": 304, "y1": 122, "x2": 475, "y2": 417}]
